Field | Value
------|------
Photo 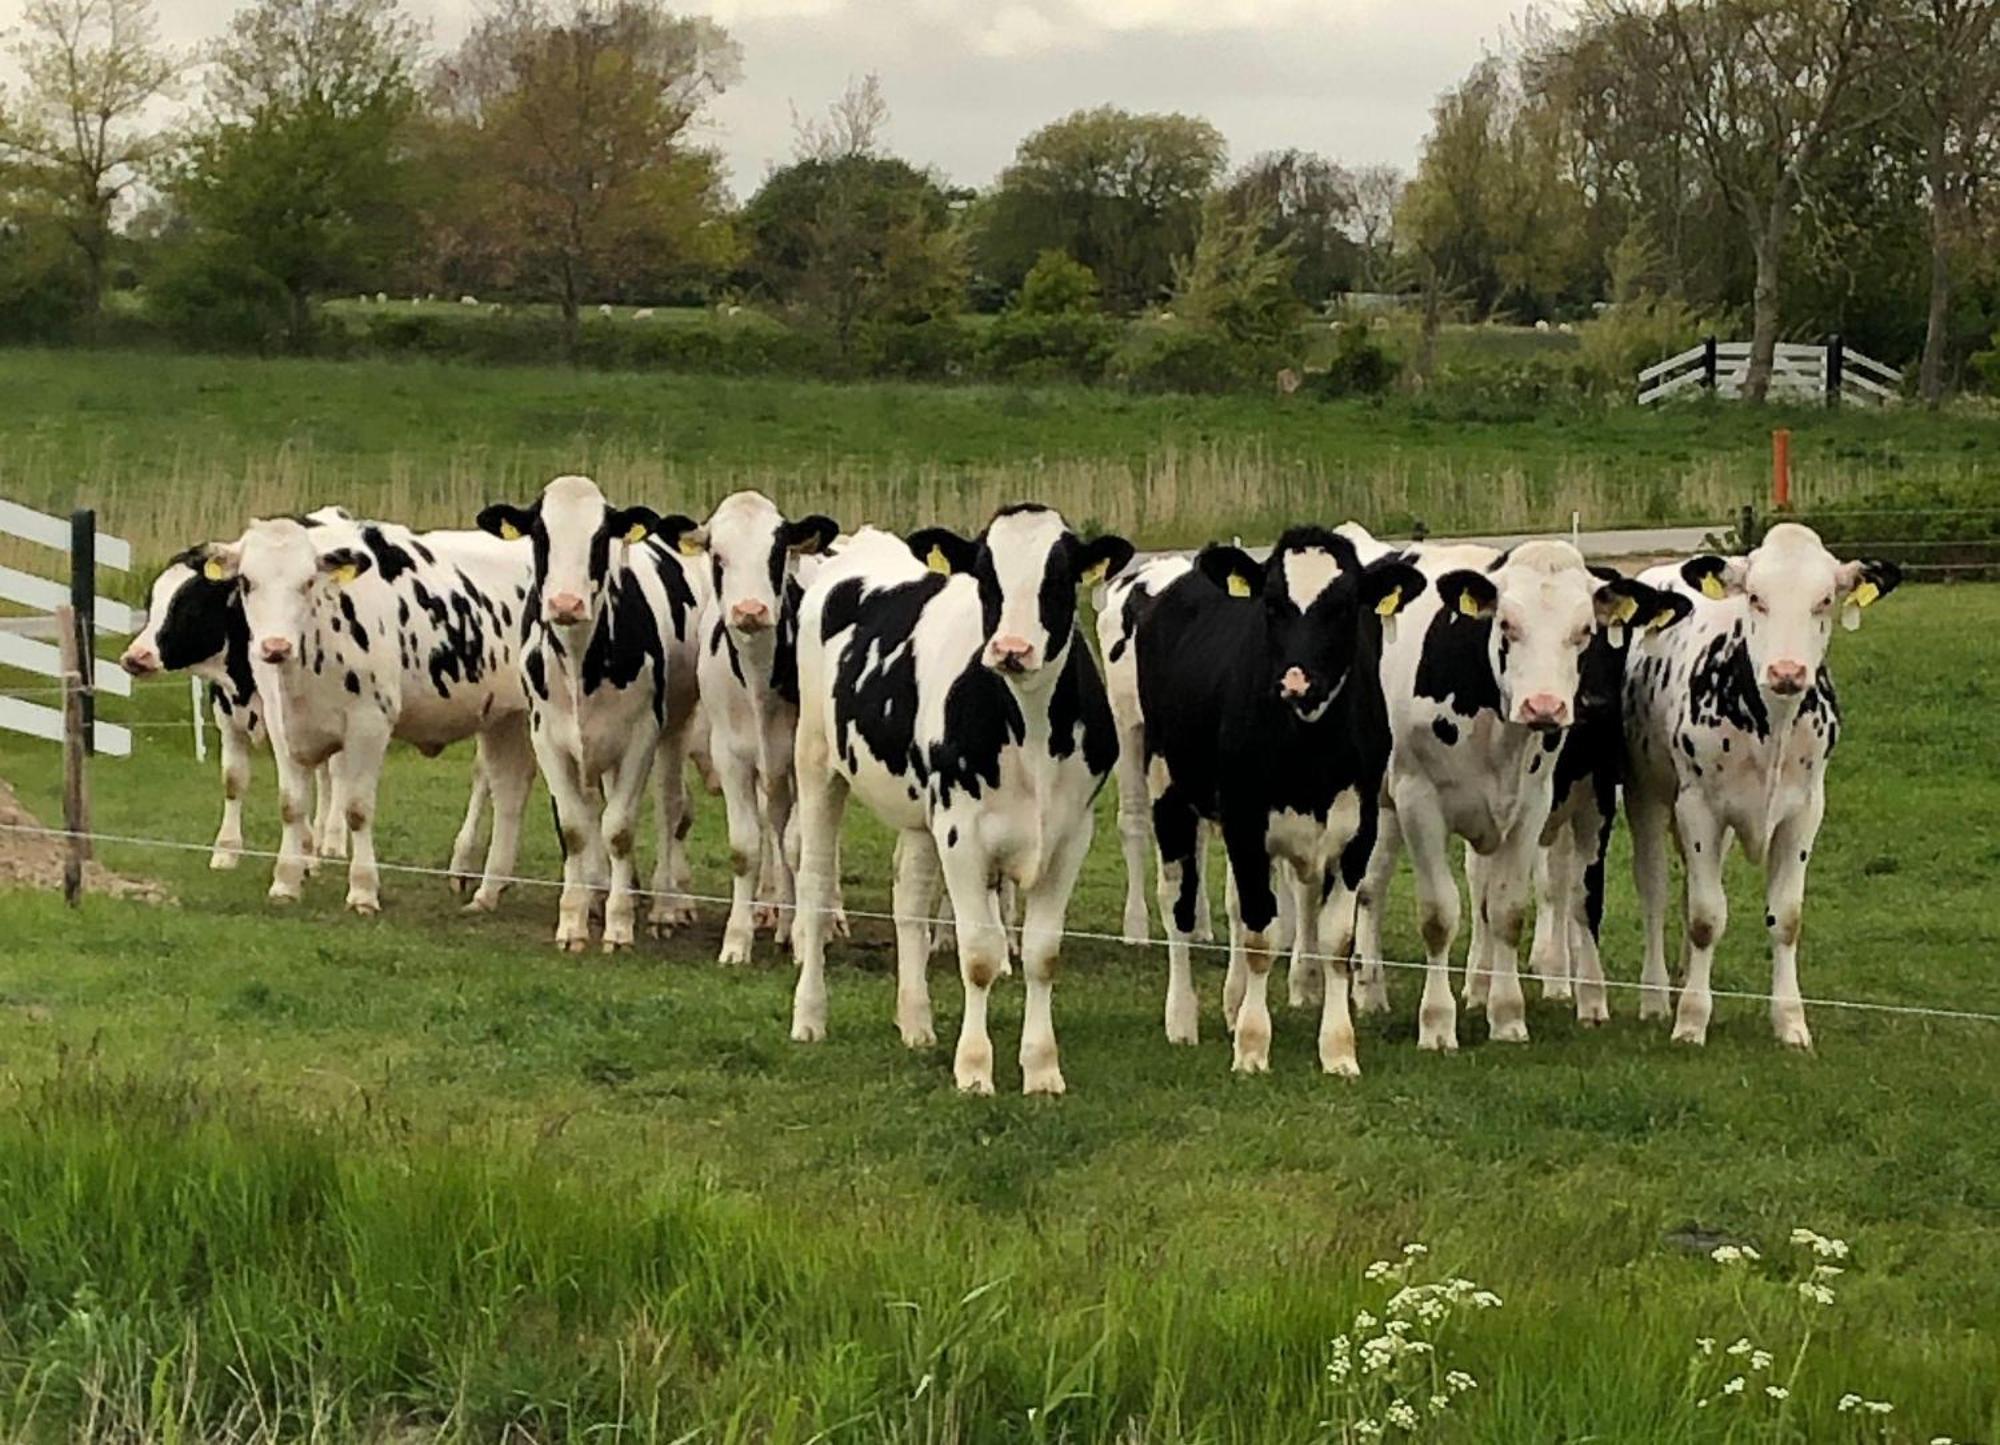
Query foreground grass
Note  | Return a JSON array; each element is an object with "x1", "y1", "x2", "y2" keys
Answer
[
  {"x1": 1, "y1": 584, "x2": 1997, "y2": 1441},
  {"x1": 6, "y1": 347, "x2": 1999, "y2": 574}
]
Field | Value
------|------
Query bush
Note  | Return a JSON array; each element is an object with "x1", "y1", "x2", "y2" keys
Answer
[
  {"x1": 144, "y1": 239, "x2": 288, "y2": 352},
  {"x1": 1014, "y1": 250, "x2": 1103, "y2": 316},
  {"x1": 1110, "y1": 325, "x2": 1282, "y2": 395},
  {"x1": 0, "y1": 244, "x2": 88, "y2": 342},
  {"x1": 1309, "y1": 324, "x2": 1400, "y2": 398},
  {"x1": 1575, "y1": 293, "x2": 1732, "y2": 398},
  {"x1": 854, "y1": 317, "x2": 976, "y2": 380},
  {"x1": 980, "y1": 311, "x2": 1121, "y2": 383}
]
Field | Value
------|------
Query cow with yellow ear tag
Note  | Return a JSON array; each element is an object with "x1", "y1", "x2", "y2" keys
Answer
[
  {"x1": 1623, "y1": 523, "x2": 1901, "y2": 1050},
  {"x1": 475, "y1": 475, "x2": 710, "y2": 952}
]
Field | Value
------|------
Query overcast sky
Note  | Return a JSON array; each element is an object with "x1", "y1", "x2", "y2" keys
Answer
[{"x1": 135, "y1": 0, "x2": 1523, "y2": 197}]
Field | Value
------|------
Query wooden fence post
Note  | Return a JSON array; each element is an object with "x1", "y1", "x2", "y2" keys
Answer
[
  {"x1": 56, "y1": 604, "x2": 90, "y2": 906},
  {"x1": 1825, "y1": 334, "x2": 1844, "y2": 409},
  {"x1": 70, "y1": 508, "x2": 96, "y2": 755},
  {"x1": 1702, "y1": 335, "x2": 1718, "y2": 392}
]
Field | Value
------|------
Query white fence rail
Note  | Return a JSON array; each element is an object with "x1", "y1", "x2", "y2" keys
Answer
[
  {"x1": 1638, "y1": 337, "x2": 1902, "y2": 407},
  {"x1": 0, "y1": 500, "x2": 131, "y2": 758}
]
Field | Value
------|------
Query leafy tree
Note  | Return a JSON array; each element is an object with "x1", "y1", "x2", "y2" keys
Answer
[
  {"x1": 1347, "y1": 163, "x2": 1404, "y2": 291},
  {"x1": 1223, "y1": 149, "x2": 1359, "y2": 309},
  {"x1": 0, "y1": 0, "x2": 181, "y2": 327},
  {"x1": 1013, "y1": 249, "x2": 1100, "y2": 315},
  {"x1": 428, "y1": 0, "x2": 740, "y2": 356},
  {"x1": 978, "y1": 106, "x2": 1226, "y2": 313},
  {"x1": 980, "y1": 250, "x2": 1118, "y2": 382},
  {"x1": 1171, "y1": 194, "x2": 1304, "y2": 349},
  {"x1": 171, "y1": 0, "x2": 425, "y2": 350}
]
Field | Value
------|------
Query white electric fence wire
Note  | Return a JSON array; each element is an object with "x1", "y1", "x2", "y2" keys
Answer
[{"x1": 9, "y1": 820, "x2": 2000, "y2": 1027}]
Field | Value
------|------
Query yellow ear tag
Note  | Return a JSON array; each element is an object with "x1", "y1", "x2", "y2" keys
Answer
[
  {"x1": 926, "y1": 545, "x2": 952, "y2": 575},
  {"x1": 1699, "y1": 572, "x2": 1728, "y2": 601},
  {"x1": 1610, "y1": 593, "x2": 1639, "y2": 624},
  {"x1": 1374, "y1": 585, "x2": 1402, "y2": 617},
  {"x1": 331, "y1": 562, "x2": 359, "y2": 585},
  {"x1": 202, "y1": 558, "x2": 226, "y2": 582},
  {"x1": 1849, "y1": 580, "x2": 1879, "y2": 609},
  {"x1": 1457, "y1": 590, "x2": 1486, "y2": 619},
  {"x1": 498, "y1": 521, "x2": 522, "y2": 541},
  {"x1": 1648, "y1": 607, "x2": 1676, "y2": 632},
  {"x1": 624, "y1": 522, "x2": 649, "y2": 544},
  {"x1": 1226, "y1": 573, "x2": 1252, "y2": 599},
  {"x1": 677, "y1": 535, "x2": 703, "y2": 556}
]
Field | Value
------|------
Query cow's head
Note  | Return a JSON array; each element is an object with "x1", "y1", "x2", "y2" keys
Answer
[
  {"x1": 688, "y1": 490, "x2": 838, "y2": 639},
  {"x1": 1576, "y1": 565, "x2": 1694, "y2": 716},
  {"x1": 477, "y1": 475, "x2": 696, "y2": 634},
  {"x1": 907, "y1": 504, "x2": 1133, "y2": 683},
  {"x1": 1197, "y1": 528, "x2": 1426, "y2": 722},
  {"x1": 201, "y1": 519, "x2": 374, "y2": 667},
  {"x1": 1435, "y1": 541, "x2": 1660, "y2": 732},
  {"x1": 120, "y1": 546, "x2": 240, "y2": 676},
  {"x1": 1680, "y1": 522, "x2": 1900, "y2": 700}
]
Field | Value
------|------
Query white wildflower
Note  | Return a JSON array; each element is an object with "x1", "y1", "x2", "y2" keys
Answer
[
  {"x1": 1354, "y1": 1419, "x2": 1382, "y2": 1440},
  {"x1": 1930, "y1": 1436, "x2": 1956, "y2": 1444},
  {"x1": 1385, "y1": 1318, "x2": 1413, "y2": 1337},
  {"x1": 1385, "y1": 1399, "x2": 1420, "y2": 1431},
  {"x1": 1402, "y1": 1242, "x2": 1429, "y2": 1258},
  {"x1": 1711, "y1": 1245, "x2": 1745, "y2": 1264},
  {"x1": 1765, "y1": 1386, "x2": 1790, "y2": 1401},
  {"x1": 1722, "y1": 1377, "x2": 1746, "y2": 1396},
  {"x1": 1749, "y1": 1350, "x2": 1773, "y2": 1372},
  {"x1": 1353, "y1": 1310, "x2": 1378, "y2": 1331},
  {"x1": 1839, "y1": 1394, "x2": 1863, "y2": 1413},
  {"x1": 1813, "y1": 1263, "x2": 1845, "y2": 1280},
  {"x1": 1790, "y1": 1227, "x2": 1819, "y2": 1247},
  {"x1": 1445, "y1": 1371, "x2": 1477, "y2": 1394},
  {"x1": 1866, "y1": 1400, "x2": 1895, "y2": 1416},
  {"x1": 1694, "y1": 1337, "x2": 1716, "y2": 1357},
  {"x1": 1429, "y1": 1395, "x2": 1451, "y2": 1414},
  {"x1": 1364, "y1": 1260, "x2": 1397, "y2": 1281},
  {"x1": 1472, "y1": 1290, "x2": 1503, "y2": 1309},
  {"x1": 1727, "y1": 1338, "x2": 1755, "y2": 1358},
  {"x1": 1798, "y1": 1281, "x2": 1836, "y2": 1306}
]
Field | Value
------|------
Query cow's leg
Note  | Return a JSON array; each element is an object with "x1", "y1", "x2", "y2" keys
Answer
[
  {"x1": 210, "y1": 715, "x2": 253, "y2": 870},
  {"x1": 1572, "y1": 811, "x2": 1612, "y2": 1025},
  {"x1": 1628, "y1": 788, "x2": 1675, "y2": 1022},
  {"x1": 538, "y1": 743, "x2": 597, "y2": 952},
  {"x1": 713, "y1": 741, "x2": 764, "y2": 965},
  {"x1": 1221, "y1": 864, "x2": 1247, "y2": 1031},
  {"x1": 891, "y1": 829, "x2": 940, "y2": 1048},
  {"x1": 1528, "y1": 837, "x2": 1571, "y2": 1000},
  {"x1": 759, "y1": 720, "x2": 800, "y2": 941},
  {"x1": 938, "y1": 839, "x2": 1008, "y2": 1096},
  {"x1": 266, "y1": 742, "x2": 317, "y2": 903},
  {"x1": 1351, "y1": 806, "x2": 1402, "y2": 1016},
  {"x1": 1286, "y1": 868, "x2": 1324, "y2": 1008},
  {"x1": 647, "y1": 709, "x2": 697, "y2": 932},
  {"x1": 1397, "y1": 790, "x2": 1461, "y2": 1053},
  {"x1": 1764, "y1": 798, "x2": 1823, "y2": 1050},
  {"x1": 1192, "y1": 819, "x2": 1216, "y2": 943},
  {"x1": 1479, "y1": 834, "x2": 1537, "y2": 1044},
  {"x1": 1671, "y1": 795, "x2": 1729, "y2": 1045},
  {"x1": 446, "y1": 754, "x2": 491, "y2": 895},
  {"x1": 1223, "y1": 817, "x2": 1281, "y2": 1074},
  {"x1": 1150, "y1": 773, "x2": 1204, "y2": 1046},
  {"x1": 1114, "y1": 712, "x2": 1153, "y2": 945},
  {"x1": 469, "y1": 716, "x2": 533, "y2": 913},
  {"x1": 330, "y1": 718, "x2": 390, "y2": 915},
  {"x1": 789, "y1": 721, "x2": 848, "y2": 1043},
  {"x1": 1016, "y1": 819, "x2": 1094, "y2": 1096},
  {"x1": 598, "y1": 729, "x2": 658, "y2": 953},
  {"x1": 1316, "y1": 873, "x2": 1363, "y2": 1077},
  {"x1": 1462, "y1": 843, "x2": 1492, "y2": 1008},
  {"x1": 313, "y1": 763, "x2": 347, "y2": 860}
]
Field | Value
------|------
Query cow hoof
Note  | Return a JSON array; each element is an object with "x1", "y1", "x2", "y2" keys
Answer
[
  {"x1": 1578, "y1": 1010, "x2": 1610, "y2": 1028},
  {"x1": 1670, "y1": 1023, "x2": 1709, "y2": 1046},
  {"x1": 791, "y1": 1019, "x2": 825, "y2": 1043},
  {"x1": 267, "y1": 885, "x2": 300, "y2": 905},
  {"x1": 1774, "y1": 1020, "x2": 1813, "y2": 1050},
  {"x1": 1416, "y1": 1026, "x2": 1458, "y2": 1054},
  {"x1": 717, "y1": 940, "x2": 752, "y2": 966},
  {"x1": 1638, "y1": 992, "x2": 1672, "y2": 1021},
  {"x1": 558, "y1": 937, "x2": 589, "y2": 954},
  {"x1": 1022, "y1": 1067, "x2": 1066, "y2": 1096},
  {"x1": 1352, "y1": 985, "x2": 1391, "y2": 1016},
  {"x1": 1321, "y1": 1055, "x2": 1361, "y2": 1078},
  {"x1": 1165, "y1": 1023, "x2": 1199, "y2": 1047},
  {"x1": 1230, "y1": 1051, "x2": 1270, "y2": 1076},
  {"x1": 899, "y1": 1024, "x2": 936, "y2": 1049},
  {"x1": 346, "y1": 897, "x2": 380, "y2": 917},
  {"x1": 1488, "y1": 1019, "x2": 1529, "y2": 1044},
  {"x1": 462, "y1": 893, "x2": 497, "y2": 915},
  {"x1": 1542, "y1": 983, "x2": 1573, "y2": 1003},
  {"x1": 209, "y1": 850, "x2": 240, "y2": 871}
]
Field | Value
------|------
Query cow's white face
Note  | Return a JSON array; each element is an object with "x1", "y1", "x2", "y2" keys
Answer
[
  {"x1": 1437, "y1": 541, "x2": 1647, "y2": 732},
  {"x1": 477, "y1": 475, "x2": 688, "y2": 635},
  {"x1": 206, "y1": 519, "x2": 373, "y2": 667},
  {"x1": 1682, "y1": 523, "x2": 1900, "y2": 699},
  {"x1": 908, "y1": 505, "x2": 1134, "y2": 685},
  {"x1": 696, "y1": 490, "x2": 838, "y2": 638}
]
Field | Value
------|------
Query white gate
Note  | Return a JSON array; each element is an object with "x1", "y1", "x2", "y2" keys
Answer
[
  {"x1": 0, "y1": 499, "x2": 133, "y2": 757},
  {"x1": 1638, "y1": 338, "x2": 1902, "y2": 406}
]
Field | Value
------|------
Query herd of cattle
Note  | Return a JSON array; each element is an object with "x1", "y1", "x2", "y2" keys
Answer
[{"x1": 117, "y1": 480, "x2": 1900, "y2": 1094}]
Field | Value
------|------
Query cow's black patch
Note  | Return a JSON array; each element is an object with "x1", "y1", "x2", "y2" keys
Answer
[
  {"x1": 361, "y1": 525, "x2": 417, "y2": 584},
  {"x1": 1432, "y1": 716, "x2": 1458, "y2": 746},
  {"x1": 1414, "y1": 608, "x2": 1500, "y2": 719}
]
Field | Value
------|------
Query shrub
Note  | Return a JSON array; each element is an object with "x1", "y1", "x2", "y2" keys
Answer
[
  {"x1": 981, "y1": 311, "x2": 1121, "y2": 383},
  {"x1": 144, "y1": 238, "x2": 288, "y2": 352},
  {"x1": 1110, "y1": 325, "x2": 1281, "y2": 395},
  {"x1": 854, "y1": 317, "x2": 976, "y2": 380},
  {"x1": 0, "y1": 224, "x2": 89, "y2": 342},
  {"x1": 1310, "y1": 323, "x2": 1401, "y2": 398},
  {"x1": 1575, "y1": 292, "x2": 1732, "y2": 398},
  {"x1": 1014, "y1": 250, "x2": 1103, "y2": 316}
]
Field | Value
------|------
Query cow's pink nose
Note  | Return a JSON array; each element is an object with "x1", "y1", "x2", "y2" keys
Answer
[
  {"x1": 1518, "y1": 692, "x2": 1568, "y2": 729},
  {"x1": 259, "y1": 637, "x2": 293, "y2": 663},
  {"x1": 1766, "y1": 660, "x2": 1809, "y2": 695},
  {"x1": 120, "y1": 646, "x2": 159, "y2": 677},
  {"x1": 546, "y1": 591, "x2": 586, "y2": 623},
  {"x1": 1280, "y1": 666, "x2": 1310, "y2": 698},
  {"x1": 729, "y1": 598, "x2": 772, "y2": 630},
  {"x1": 989, "y1": 635, "x2": 1036, "y2": 671}
]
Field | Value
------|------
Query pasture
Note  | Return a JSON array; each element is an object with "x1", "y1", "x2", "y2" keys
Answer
[{"x1": 1, "y1": 569, "x2": 1997, "y2": 1441}]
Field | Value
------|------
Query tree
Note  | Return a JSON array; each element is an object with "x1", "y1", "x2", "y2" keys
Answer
[
  {"x1": 977, "y1": 106, "x2": 1226, "y2": 313},
  {"x1": 173, "y1": 0, "x2": 425, "y2": 349},
  {"x1": 1223, "y1": 149, "x2": 1359, "y2": 309},
  {"x1": 1593, "y1": 0, "x2": 1891, "y2": 401},
  {"x1": 1171, "y1": 194, "x2": 1304, "y2": 349},
  {"x1": 1347, "y1": 163, "x2": 1403, "y2": 291},
  {"x1": 0, "y1": 0, "x2": 181, "y2": 326},
  {"x1": 429, "y1": 0, "x2": 740, "y2": 355}
]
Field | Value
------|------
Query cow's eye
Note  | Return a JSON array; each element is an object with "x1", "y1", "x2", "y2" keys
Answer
[
  {"x1": 1748, "y1": 592, "x2": 1768, "y2": 614},
  {"x1": 1814, "y1": 595, "x2": 1833, "y2": 613},
  {"x1": 1569, "y1": 628, "x2": 1590, "y2": 648},
  {"x1": 1500, "y1": 619, "x2": 1522, "y2": 643}
]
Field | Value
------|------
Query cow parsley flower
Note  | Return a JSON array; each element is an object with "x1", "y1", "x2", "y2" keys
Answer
[
  {"x1": 1385, "y1": 1399, "x2": 1420, "y2": 1430},
  {"x1": 1726, "y1": 1338, "x2": 1755, "y2": 1358},
  {"x1": 1798, "y1": 1281, "x2": 1837, "y2": 1306},
  {"x1": 1722, "y1": 1376, "x2": 1746, "y2": 1396},
  {"x1": 1711, "y1": 1244, "x2": 1761, "y2": 1265},
  {"x1": 1353, "y1": 1418, "x2": 1382, "y2": 1440},
  {"x1": 1401, "y1": 1242, "x2": 1429, "y2": 1258},
  {"x1": 1839, "y1": 1394, "x2": 1864, "y2": 1413},
  {"x1": 1444, "y1": 1371, "x2": 1477, "y2": 1394},
  {"x1": 1765, "y1": 1385, "x2": 1790, "y2": 1401},
  {"x1": 1749, "y1": 1350, "x2": 1773, "y2": 1372},
  {"x1": 1428, "y1": 1395, "x2": 1451, "y2": 1414},
  {"x1": 1694, "y1": 1337, "x2": 1716, "y2": 1357},
  {"x1": 1364, "y1": 1260, "x2": 1397, "y2": 1281}
]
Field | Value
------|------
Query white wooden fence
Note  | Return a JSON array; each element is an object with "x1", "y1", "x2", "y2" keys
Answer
[
  {"x1": 0, "y1": 499, "x2": 132, "y2": 757},
  {"x1": 1638, "y1": 338, "x2": 1902, "y2": 406}
]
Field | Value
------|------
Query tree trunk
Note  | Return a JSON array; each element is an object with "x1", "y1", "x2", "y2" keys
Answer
[
  {"x1": 1742, "y1": 200, "x2": 1791, "y2": 405},
  {"x1": 287, "y1": 285, "x2": 313, "y2": 354},
  {"x1": 559, "y1": 267, "x2": 580, "y2": 366},
  {"x1": 1920, "y1": 134, "x2": 1954, "y2": 407}
]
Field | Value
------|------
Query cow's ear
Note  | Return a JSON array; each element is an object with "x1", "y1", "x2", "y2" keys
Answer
[
  {"x1": 1836, "y1": 557, "x2": 1901, "y2": 631},
  {"x1": 478, "y1": 502, "x2": 537, "y2": 542},
  {"x1": 1361, "y1": 558, "x2": 1427, "y2": 613},
  {"x1": 1435, "y1": 569, "x2": 1497, "y2": 621},
  {"x1": 1592, "y1": 576, "x2": 1650, "y2": 647},
  {"x1": 607, "y1": 504, "x2": 664, "y2": 546},
  {"x1": 1645, "y1": 588, "x2": 1696, "y2": 633},
  {"x1": 907, "y1": 527, "x2": 978, "y2": 576},
  {"x1": 1076, "y1": 534, "x2": 1135, "y2": 586},
  {"x1": 318, "y1": 547, "x2": 373, "y2": 586},
  {"x1": 1586, "y1": 563, "x2": 1624, "y2": 586},
  {"x1": 781, "y1": 514, "x2": 840, "y2": 556},
  {"x1": 650, "y1": 514, "x2": 703, "y2": 555},
  {"x1": 1196, "y1": 544, "x2": 1263, "y2": 599},
  {"x1": 200, "y1": 543, "x2": 241, "y2": 583},
  {"x1": 1680, "y1": 554, "x2": 1743, "y2": 601}
]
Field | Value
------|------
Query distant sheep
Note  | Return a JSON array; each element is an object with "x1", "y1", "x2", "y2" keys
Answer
[
  {"x1": 632, "y1": 308, "x2": 654, "y2": 320},
  {"x1": 460, "y1": 295, "x2": 479, "y2": 306},
  {"x1": 1558, "y1": 321, "x2": 1575, "y2": 335},
  {"x1": 725, "y1": 304, "x2": 743, "y2": 317},
  {"x1": 599, "y1": 303, "x2": 613, "y2": 318},
  {"x1": 375, "y1": 291, "x2": 387, "y2": 305},
  {"x1": 1535, "y1": 319, "x2": 1551, "y2": 333}
]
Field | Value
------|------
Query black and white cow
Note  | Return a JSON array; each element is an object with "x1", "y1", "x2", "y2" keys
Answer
[
  {"x1": 1462, "y1": 566, "x2": 1692, "y2": 1024},
  {"x1": 790, "y1": 506, "x2": 1132, "y2": 1095},
  {"x1": 477, "y1": 475, "x2": 707, "y2": 952},
  {"x1": 1135, "y1": 529, "x2": 1425, "y2": 1075},
  {"x1": 1352, "y1": 541, "x2": 1666, "y2": 1050},
  {"x1": 208, "y1": 514, "x2": 537, "y2": 913},
  {"x1": 1624, "y1": 522, "x2": 1899, "y2": 1047},
  {"x1": 690, "y1": 490, "x2": 841, "y2": 964}
]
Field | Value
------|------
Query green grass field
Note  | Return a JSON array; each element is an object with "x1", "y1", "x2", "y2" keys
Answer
[
  {"x1": 5, "y1": 346, "x2": 1998, "y2": 580},
  {"x1": 1, "y1": 577, "x2": 1997, "y2": 1441}
]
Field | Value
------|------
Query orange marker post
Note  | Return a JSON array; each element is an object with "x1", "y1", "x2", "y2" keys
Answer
[{"x1": 1772, "y1": 428, "x2": 1792, "y2": 511}]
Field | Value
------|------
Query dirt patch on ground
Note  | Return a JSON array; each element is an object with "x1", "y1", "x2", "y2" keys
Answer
[{"x1": 0, "y1": 777, "x2": 171, "y2": 903}]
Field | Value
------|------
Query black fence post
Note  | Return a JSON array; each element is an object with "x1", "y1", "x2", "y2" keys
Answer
[
  {"x1": 69, "y1": 508, "x2": 95, "y2": 755},
  {"x1": 1739, "y1": 503, "x2": 1760, "y2": 550},
  {"x1": 1825, "y1": 333, "x2": 1843, "y2": 409},
  {"x1": 1702, "y1": 334, "x2": 1718, "y2": 392}
]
